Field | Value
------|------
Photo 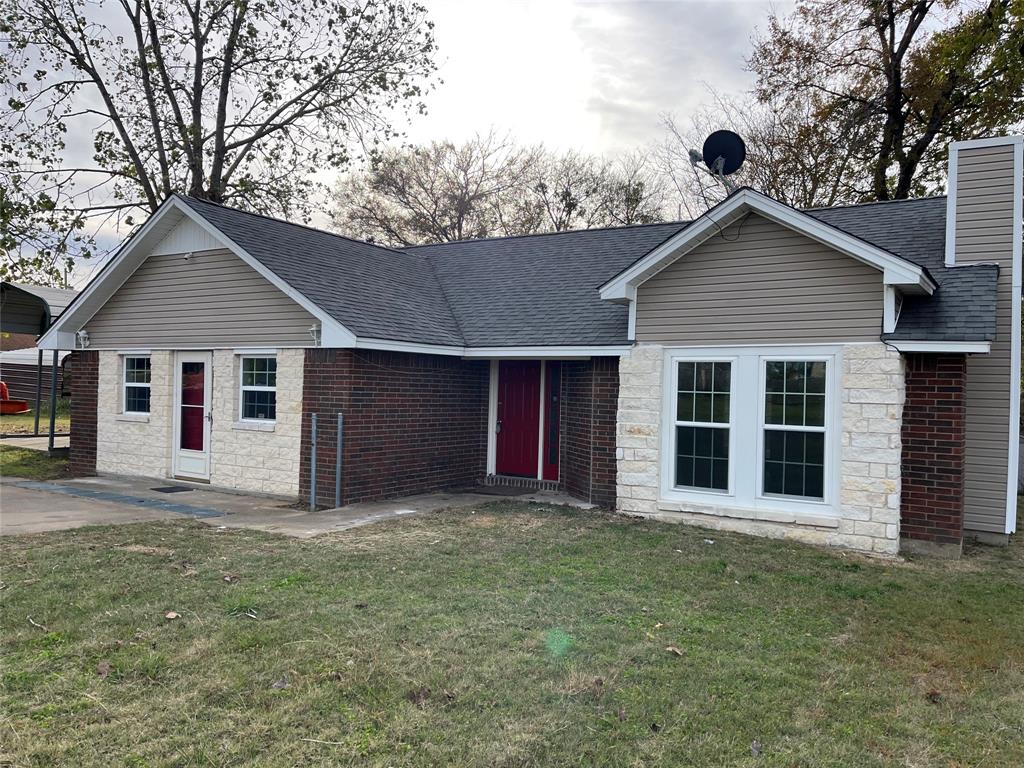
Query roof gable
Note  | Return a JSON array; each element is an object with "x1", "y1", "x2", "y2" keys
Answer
[{"x1": 599, "y1": 188, "x2": 936, "y2": 304}]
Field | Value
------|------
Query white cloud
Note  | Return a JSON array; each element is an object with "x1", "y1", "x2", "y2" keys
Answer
[{"x1": 405, "y1": 0, "x2": 780, "y2": 153}]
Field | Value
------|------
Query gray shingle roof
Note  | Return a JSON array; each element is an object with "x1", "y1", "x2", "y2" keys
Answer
[
  {"x1": 405, "y1": 223, "x2": 687, "y2": 346},
  {"x1": 806, "y1": 197, "x2": 999, "y2": 342},
  {"x1": 179, "y1": 193, "x2": 997, "y2": 348}
]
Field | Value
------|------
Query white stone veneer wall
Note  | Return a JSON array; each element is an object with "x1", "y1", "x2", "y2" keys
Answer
[
  {"x1": 97, "y1": 350, "x2": 173, "y2": 478},
  {"x1": 616, "y1": 342, "x2": 904, "y2": 555},
  {"x1": 94, "y1": 348, "x2": 304, "y2": 497},
  {"x1": 208, "y1": 348, "x2": 303, "y2": 496}
]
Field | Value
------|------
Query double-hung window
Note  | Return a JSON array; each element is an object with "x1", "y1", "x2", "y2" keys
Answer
[
  {"x1": 240, "y1": 356, "x2": 277, "y2": 421},
  {"x1": 123, "y1": 356, "x2": 151, "y2": 414},
  {"x1": 664, "y1": 347, "x2": 836, "y2": 513},
  {"x1": 762, "y1": 360, "x2": 827, "y2": 500},
  {"x1": 673, "y1": 360, "x2": 731, "y2": 492}
]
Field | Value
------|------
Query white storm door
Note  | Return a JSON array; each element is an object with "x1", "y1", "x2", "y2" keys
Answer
[{"x1": 173, "y1": 351, "x2": 212, "y2": 479}]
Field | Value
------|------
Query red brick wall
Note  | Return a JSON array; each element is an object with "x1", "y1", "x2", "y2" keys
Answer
[
  {"x1": 299, "y1": 349, "x2": 489, "y2": 506},
  {"x1": 68, "y1": 350, "x2": 98, "y2": 476},
  {"x1": 901, "y1": 353, "x2": 967, "y2": 545},
  {"x1": 561, "y1": 356, "x2": 619, "y2": 508}
]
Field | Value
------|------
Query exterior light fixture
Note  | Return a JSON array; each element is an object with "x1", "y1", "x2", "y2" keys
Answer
[
  {"x1": 75, "y1": 329, "x2": 90, "y2": 348},
  {"x1": 309, "y1": 323, "x2": 321, "y2": 346}
]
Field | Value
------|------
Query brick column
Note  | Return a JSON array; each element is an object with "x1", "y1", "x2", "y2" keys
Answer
[
  {"x1": 561, "y1": 356, "x2": 620, "y2": 508},
  {"x1": 68, "y1": 350, "x2": 99, "y2": 476},
  {"x1": 900, "y1": 353, "x2": 967, "y2": 557}
]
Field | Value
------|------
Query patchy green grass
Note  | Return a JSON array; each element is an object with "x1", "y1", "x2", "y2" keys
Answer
[
  {"x1": 1, "y1": 504, "x2": 1022, "y2": 767},
  {"x1": 0, "y1": 445, "x2": 69, "y2": 480},
  {"x1": 0, "y1": 396, "x2": 71, "y2": 436}
]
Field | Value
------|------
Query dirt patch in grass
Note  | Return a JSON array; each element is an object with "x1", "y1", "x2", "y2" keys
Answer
[{"x1": 1, "y1": 502, "x2": 1022, "y2": 767}]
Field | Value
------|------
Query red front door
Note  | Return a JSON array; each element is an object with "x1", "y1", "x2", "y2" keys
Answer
[{"x1": 496, "y1": 360, "x2": 541, "y2": 476}]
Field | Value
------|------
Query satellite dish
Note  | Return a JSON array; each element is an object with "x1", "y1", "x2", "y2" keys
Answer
[{"x1": 702, "y1": 130, "x2": 746, "y2": 176}]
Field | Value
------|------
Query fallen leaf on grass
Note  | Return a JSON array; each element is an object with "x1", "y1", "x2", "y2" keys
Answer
[
  {"x1": 406, "y1": 686, "x2": 431, "y2": 708},
  {"x1": 271, "y1": 674, "x2": 290, "y2": 690},
  {"x1": 97, "y1": 660, "x2": 112, "y2": 678},
  {"x1": 926, "y1": 689, "x2": 942, "y2": 704},
  {"x1": 665, "y1": 646, "x2": 685, "y2": 657},
  {"x1": 164, "y1": 611, "x2": 180, "y2": 620}
]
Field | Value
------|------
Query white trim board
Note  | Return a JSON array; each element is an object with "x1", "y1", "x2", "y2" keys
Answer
[
  {"x1": 599, "y1": 187, "x2": 936, "y2": 307},
  {"x1": 886, "y1": 340, "x2": 992, "y2": 354},
  {"x1": 1006, "y1": 138, "x2": 1023, "y2": 534}
]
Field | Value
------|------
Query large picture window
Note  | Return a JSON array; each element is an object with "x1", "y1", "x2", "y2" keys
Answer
[
  {"x1": 240, "y1": 356, "x2": 277, "y2": 421},
  {"x1": 662, "y1": 347, "x2": 836, "y2": 513},
  {"x1": 762, "y1": 361, "x2": 827, "y2": 500},
  {"x1": 123, "y1": 356, "x2": 151, "y2": 414},
  {"x1": 673, "y1": 360, "x2": 731, "y2": 492}
]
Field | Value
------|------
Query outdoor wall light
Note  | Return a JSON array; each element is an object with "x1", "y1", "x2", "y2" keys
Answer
[
  {"x1": 308, "y1": 323, "x2": 321, "y2": 346},
  {"x1": 75, "y1": 329, "x2": 90, "y2": 348}
]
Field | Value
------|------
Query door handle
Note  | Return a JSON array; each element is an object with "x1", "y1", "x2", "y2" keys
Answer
[
  {"x1": 495, "y1": 420, "x2": 502, "y2": 434},
  {"x1": 206, "y1": 411, "x2": 213, "y2": 423}
]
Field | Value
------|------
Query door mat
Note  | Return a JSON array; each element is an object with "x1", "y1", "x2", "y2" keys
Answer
[{"x1": 151, "y1": 486, "x2": 194, "y2": 494}]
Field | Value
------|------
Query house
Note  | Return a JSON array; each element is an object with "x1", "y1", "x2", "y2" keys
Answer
[{"x1": 39, "y1": 136, "x2": 1022, "y2": 557}]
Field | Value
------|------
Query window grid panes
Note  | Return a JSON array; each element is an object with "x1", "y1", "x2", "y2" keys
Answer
[
  {"x1": 763, "y1": 360, "x2": 827, "y2": 501},
  {"x1": 674, "y1": 361, "x2": 730, "y2": 492},
  {"x1": 240, "y1": 357, "x2": 277, "y2": 421},
  {"x1": 123, "y1": 356, "x2": 151, "y2": 414}
]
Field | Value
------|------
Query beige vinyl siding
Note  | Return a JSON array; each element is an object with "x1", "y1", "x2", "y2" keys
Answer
[
  {"x1": 84, "y1": 248, "x2": 317, "y2": 348},
  {"x1": 634, "y1": 214, "x2": 884, "y2": 344},
  {"x1": 956, "y1": 145, "x2": 1018, "y2": 534}
]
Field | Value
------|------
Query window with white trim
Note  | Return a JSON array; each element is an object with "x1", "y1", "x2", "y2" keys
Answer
[
  {"x1": 662, "y1": 347, "x2": 838, "y2": 514},
  {"x1": 762, "y1": 360, "x2": 827, "y2": 500},
  {"x1": 240, "y1": 356, "x2": 277, "y2": 421},
  {"x1": 673, "y1": 361, "x2": 731, "y2": 492},
  {"x1": 123, "y1": 356, "x2": 151, "y2": 414}
]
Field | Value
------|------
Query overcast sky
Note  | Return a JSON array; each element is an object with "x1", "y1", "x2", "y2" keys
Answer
[
  {"x1": 402, "y1": 0, "x2": 783, "y2": 153},
  {"x1": 72, "y1": 0, "x2": 783, "y2": 283}
]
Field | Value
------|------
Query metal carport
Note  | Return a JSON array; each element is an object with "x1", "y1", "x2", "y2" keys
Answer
[{"x1": 0, "y1": 282, "x2": 78, "y2": 454}]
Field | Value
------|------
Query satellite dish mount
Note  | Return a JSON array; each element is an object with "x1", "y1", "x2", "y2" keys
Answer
[{"x1": 689, "y1": 130, "x2": 747, "y2": 194}]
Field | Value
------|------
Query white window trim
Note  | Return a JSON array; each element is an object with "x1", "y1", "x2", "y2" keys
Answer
[
  {"x1": 668, "y1": 354, "x2": 737, "y2": 496},
  {"x1": 237, "y1": 353, "x2": 277, "y2": 424},
  {"x1": 660, "y1": 345, "x2": 842, "y2": 517},
  {"x1": 121, "y1": 353, "x2": 152, "y2": 416},
  {"x1": 754, "y1": 352, "x2": 836, "y2": 508}
]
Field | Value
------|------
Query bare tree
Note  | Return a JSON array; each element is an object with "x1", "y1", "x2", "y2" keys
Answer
[
  {"x1": 655, "y1": 91, "x2": 870, "y2": 217},
  {"x1": 2, "y1": 0, "x2": 438, "y2": 282},
  {"x1": 333, "y1": 136, "x2": 667, "y2": 245},
  {"x1": 333, "y1": 132, "x2": 541, "y2": 245}
]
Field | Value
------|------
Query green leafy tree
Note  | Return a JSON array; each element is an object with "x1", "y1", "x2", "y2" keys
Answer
[
  {"x1": 750, "y1": 0, "x2": 1024, "y2": 200},
  {"x1": 2, "y1": 0, "x2": 437, "y2": 284}
]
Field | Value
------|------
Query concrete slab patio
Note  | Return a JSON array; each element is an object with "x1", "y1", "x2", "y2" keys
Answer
[{"x1": 0, "y1": 474, "x2": 593, "y2": 537}]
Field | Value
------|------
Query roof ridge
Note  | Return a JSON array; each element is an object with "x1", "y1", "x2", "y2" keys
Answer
[
  {"x1": 174, "y1": 194, "x2": 413, "y2": 258},
  {"x1": 404, "y1": 218, "x2": 691, "y2": 250},
  {"x1": 802, "y1": 194, "x2": 946, "y2": 212}
]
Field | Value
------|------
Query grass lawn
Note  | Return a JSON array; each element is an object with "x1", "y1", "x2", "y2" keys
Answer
[
  {"x1": 0, "y1": 397, "x2": 71, "y2": 436},
  {"x1": 0, "y1": 445, "x2": 69, "y2": 481},
  {"x1": 1, "y1": 504, "x2": 1022, "y2": 767}
]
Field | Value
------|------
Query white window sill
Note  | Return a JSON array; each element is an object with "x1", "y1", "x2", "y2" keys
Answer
[
  {"x1": 656, "y1": 499, "x2": 839, "y2": 529},
  {"x1": 232, "y1": 420, "x2": 276, "y2": 432},
  {"x1": 116, "y1": 413, "x2": 150, "y2": 423}
]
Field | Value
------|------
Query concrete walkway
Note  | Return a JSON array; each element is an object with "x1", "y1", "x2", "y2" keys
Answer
[
  {"x1": 1, "y1": 474, "x2": 591, "y2": 538},
  {"x1": 0, "y1": 435, "x2": 70, "y2": 450}
]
